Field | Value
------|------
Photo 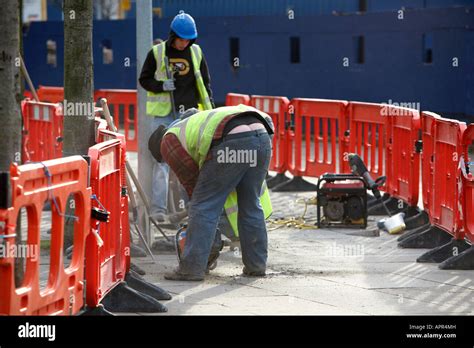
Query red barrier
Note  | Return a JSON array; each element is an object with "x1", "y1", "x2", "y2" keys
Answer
[
  {"x1": 430, "y1": 117, "x2": 466, "y2": 238},
  {"x1": 94, "y1": 89, "x2": 138, "y2": 152},
  {"x1": 385, "y1": 106, "x2": 421, "y2": 206},
  {"x1": 0, "y1": 156, "x2": 91, "y2": 315},
  {"x1": 251, "y1": 95, "x2": 289, "y2": 174},
  {"x1": 86, "y1": 133, "x2": 129, "y2": 307},
  {"x1": 345, "y1": 102, "x2": 388, "y2": 182},
  {"x1": 21, "y1": 99, "x2": 63, "y2": 162},
  {"x1": 97, "y1": 129, "x2": 130, "y2": 274},
  {"x1": 37, "y1": 86, "x2": 64, "y2": 103},
  {"x1": 287, "y1": 98, "x2": 348, "y2": 177},
  {"x1": 420, "y1": 112, "x2": 442, "y2": 219},
  {"x1": 461, "y1": 124, "x2": 474, "y2": 243},
  {"x1": 225, "y1": 93, "x2": 251, "y2": 106}
]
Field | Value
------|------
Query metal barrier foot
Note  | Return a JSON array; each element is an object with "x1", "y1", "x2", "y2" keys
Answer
[
  {"x1": 398, "y1": 226, "x2": 452, "y2": 249},
  {"x1": 367, "y1": 193, "x2": 390, "y2": 208},
  {"x1": 267, "y1": 173, "x2": 291, "y2": 189},
  {"x1": 417, "y1": 239, "x2": 471, "y2": 263},
  {"x1": 125, "y1": 270, "x2": 172, "y2": 301},
  {"x1": 368, "y1": 197, "x2": 408, "y2": 216},
  {"x1": 271, "y1": 176, "x2": 318, "y2": 192},
  {"x1": 404, "y1": 209, "x2": 430, "y2": 230},
  {"x1": 101, "y1": 282, "x2": 168, "y2": 313},
  {"x1": 397, "y1": 223, "x2": 431, "y2": 242},
  {"x1": 439, "y1": 245, "x2": 474, "y2": 270}
]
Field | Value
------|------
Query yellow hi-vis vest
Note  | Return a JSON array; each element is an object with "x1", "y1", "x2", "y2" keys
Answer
[
  {"x1": 146, "y1": 41, "x2": 213, "y2": 117},
  {"x1": 166, "y1": 104, "x2": 274, "y2": 237}
]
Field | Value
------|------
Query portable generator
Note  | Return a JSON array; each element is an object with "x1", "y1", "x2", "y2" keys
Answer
[{"x1": 316, "y1": 173, "x2": 368, "y2": 228}]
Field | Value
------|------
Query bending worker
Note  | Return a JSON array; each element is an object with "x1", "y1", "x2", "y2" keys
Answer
[
  {"x1": 148, "y1": 104, "x2": 274, "y2": 281},
  {"x1": 139, "y1": 11, "x2": 214, "y2": 221}
]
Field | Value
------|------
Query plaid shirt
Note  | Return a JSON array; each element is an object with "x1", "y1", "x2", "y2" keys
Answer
[{"x1": 160, "y1": 114, "x2": 238, "y2": 197}]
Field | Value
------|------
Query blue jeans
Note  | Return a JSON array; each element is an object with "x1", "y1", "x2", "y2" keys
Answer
[
  {"x1": 179, "y1": 130, "x2": 272, "y2": 276},
  {"x1": 151, "y1": 114, "x2": 175, "y2": 215}
]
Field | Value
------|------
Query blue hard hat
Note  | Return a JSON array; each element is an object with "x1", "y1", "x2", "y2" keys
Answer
[{"x1": 170, "y1": 12, "x2": 198, "y2": 40}]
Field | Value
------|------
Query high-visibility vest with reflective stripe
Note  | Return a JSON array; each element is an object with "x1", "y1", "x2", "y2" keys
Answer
[
  {"x1": 146, "y1": 41, "x2": 213, "y2": 117},
  {"x1": 166, "y1": 104, "x2": 274, "y2": 237}
]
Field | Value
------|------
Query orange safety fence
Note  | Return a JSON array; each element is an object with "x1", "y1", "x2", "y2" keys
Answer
[
  {"x1": 429, "y1": 117, "x2": 466, "y2": 239},
  {"x1": 0, "y1": 156, "x2": 91, "y2": 315},
  {"x1": 343, "y1": 102, "x2": 388, "y2": 183},
  {"x1": 420, "y1": 112, "x2": 442, "y2": 220},
  {"x1": 461, "y1": 124, "x2": 474, "y2": 243},
  {"x1": 36, "y1": 86, "x2": 65, "y2": 103},
  {"x1": 287, "y1": 98, "x2": 348, "y2": 177},
  {"x1": 385, "y1": 106, "x2": 421, "y2": 207},
  {"x1": 94, "y1": 89, "x2": 138, "y2": 152},
  {"x1": 225, "y1": 93, "x2": 251, "y2": 106},
  {"x1": 86, "y1": 131, "x2": 129, "y2": 307},
  {"x1": 21, "y1": 99, "x2": 63, "y2": 163},
  {"x1": 251, "y1": 95, "x2": 290, "y2": 174}
]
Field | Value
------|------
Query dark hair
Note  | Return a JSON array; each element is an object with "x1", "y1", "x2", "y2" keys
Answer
[{"x1": 148, "y1": 125, "x2": 168, "y2": 162}]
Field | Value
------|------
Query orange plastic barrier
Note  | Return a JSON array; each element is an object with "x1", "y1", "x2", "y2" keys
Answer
[
  {"x1": 344, "y1": 102, "x2": 388, "y2": 181},
  {"x1": 86, "y1": 132, "x2": 129, "y2": 307},
  {"x1": 251, "y1": 95, "x2": 290, "y2": 174},
  {"x1": 420, "y1": 112, "x2": 442, "y2": 219},
  {"x1": 0, "y1": 156, "x2": 91, "y2": 315},
  {"x1": 21, "y1": 99, "x2": 63, "y2": 162},
  {"x1": 286, "y1": 98, "x2": 348, "y2": 177},
  {"x1": 430, "y1": 117, "x2": 466, "y2": 238},
  {"x1": 94, "y1": 89, "x2": 138, "y2": 151},
  {"x1": 225, "y1": 93, "x2": 251, "y2": 106},
  {"x1": 461, "y1": 124, "x2": 474, "y2": 243},
  {"x1": 385, "y1": 106, "x2": 421, "y2": 206},
  {"x1": 37, "y1": 86, "x2": 64, "y2": 103},
  {"x1": 97, "y1": 129, "x2": 130, "y2": 274}
]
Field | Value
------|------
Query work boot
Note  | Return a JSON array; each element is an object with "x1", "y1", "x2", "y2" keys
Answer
[
  {"x1": 164, "y1": 268, "x2": 204, "y2": 281},
  {"x1": 242, "y1": 266, "x2": 266, "y2": 278}
]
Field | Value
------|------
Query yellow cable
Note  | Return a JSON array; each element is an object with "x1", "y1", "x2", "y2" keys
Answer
[{"x1": 267, "y1": 196, "x2": 318, "y2": 230}]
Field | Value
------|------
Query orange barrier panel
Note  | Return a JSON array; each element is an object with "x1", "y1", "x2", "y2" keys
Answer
[
  {"x1": 287, "y1": 98, "x2": 348, "y2": 177},
  {"x1": 420, "y1": 112, "x2": 442, "y2": 219},
  {"x1": 94, "y1": 89, "x2": 138, "y2": 152},
  {"x1": 461, "y1": 124, "x2": 474, "y2": 243},
  {"x1": 430, "y1": 117, "x2": 466, "y2": 238},
  {"x1": 37, "y1": 86, "x2": 64, "y2": 103},
  {"x1": 345, "y1": 102, "x2": 388, "y2": 181},
  {"x1": 97, "y1": 129, "x2": 130, "y2": 273},
  {"x1": 21, "y1": 99, "x2": 63, "y2": 162},
  {"x1": 86, "y1": 134, "x2": 129, "y2": 307},
  {"x1": 385, "y1": 106, "x2": 421, "y2": 206},
  {"x1": 0, "y1": 156, "x2": 91, "y2": 315},
  {"x1": 225, "y1": 93, "x2": 251, "y2": 106},
  {"x1": 251, "y1": 95, "x2": 289, "y2": 174}
]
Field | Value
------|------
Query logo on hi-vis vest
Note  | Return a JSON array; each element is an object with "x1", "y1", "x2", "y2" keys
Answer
[{"x1": 170, "y1": 58, "x2": 190, "y2": 76}]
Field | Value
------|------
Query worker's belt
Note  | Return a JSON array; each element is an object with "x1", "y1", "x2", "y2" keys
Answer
[{"x1": 211, "y1": 128, "x2": 268, "y2": 147}]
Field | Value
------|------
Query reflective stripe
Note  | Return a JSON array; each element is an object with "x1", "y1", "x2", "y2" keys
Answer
[
  {"x1": 195, "y1": 71, "x2": 202, "y2": 79},
  {"x1": 225, "y1": 205, "x2": 238, "y2": 215},
  {"x1": 147, "y1": 95, "x2": 170, "y2": 102},
  {"x1": 196, "y1": 111, "x2": 218, "y2": 150},
  {"x1": 172, "y1": 118, "x2": 192, "y2": 153},
  {"x1": 260, "y1": 181, "x2": 268, "y2": 196}
]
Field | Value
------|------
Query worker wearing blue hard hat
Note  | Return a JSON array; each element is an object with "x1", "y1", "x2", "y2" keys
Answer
[{"x1": 139, "y1": 11, "x2": 215, "y2": 223}]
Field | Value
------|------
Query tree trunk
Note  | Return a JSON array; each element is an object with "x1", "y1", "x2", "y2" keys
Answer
[
  {"x1": 0, "y1": 0, "x2": 23, "y2": 287},
  {"x1": 63, "y1": 0, "x2": 95, "y2": 248},
  {"x1": 63, "y1": 0, "x2": 95, "y2": 156}
]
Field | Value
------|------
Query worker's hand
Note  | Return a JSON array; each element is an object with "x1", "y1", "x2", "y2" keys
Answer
[{"x1": 162, "y1": 79, "x2": 176, "y2": 91}]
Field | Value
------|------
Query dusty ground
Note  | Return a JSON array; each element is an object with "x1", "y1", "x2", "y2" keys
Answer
[{"x1": 132, "y1": 187, "x2": 474, "y2": 315}]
